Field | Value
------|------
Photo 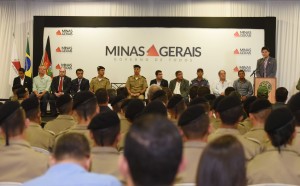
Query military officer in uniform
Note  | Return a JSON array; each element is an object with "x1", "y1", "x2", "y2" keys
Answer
[
  {"x1": 126, "y1": 65, "x2": 148, "y2": 99},
  {"x1": 88, "y1": 111, "x2": 121, "y2": 179},
  {"x1": 22, "y1": 97, "x2": 55, "y2": 152},
  {"x1": 0, "y1": 101, "x2": 48, "y2": 182},
  {"x1": 90, "y1": 66, "x2": 111, "y2": 93}
]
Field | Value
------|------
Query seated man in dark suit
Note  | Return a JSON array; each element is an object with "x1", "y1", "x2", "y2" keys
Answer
[
  {"x1": 169, "y1": 71, "x2": 189, "y2": 101},
  {"x1": 256, "y1": 46, "x2": 277, "y2": 78},
  {"x1": 150, "y1": 70, "x2": 168, "y2": 87},
  {"x1": 70, "y1": 68, "x2": 90, "y2": 96},
  {"x1": 13, "y1": 67, "x2": 32, "y2": 93},
  {"x1": 50, "y1": 67, "x2": 71, "y2": 116}
]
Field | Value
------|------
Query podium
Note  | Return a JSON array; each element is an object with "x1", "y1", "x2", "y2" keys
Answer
[{"x1": 254, "y1": 78, "x2": 276, "y2": 103}]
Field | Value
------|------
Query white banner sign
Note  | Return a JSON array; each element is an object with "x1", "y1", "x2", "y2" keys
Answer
[{"x1": 44, "y1": 27, "x2": 264, "y2": 88}]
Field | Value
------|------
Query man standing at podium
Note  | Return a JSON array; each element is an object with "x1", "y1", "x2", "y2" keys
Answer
[{"x1": 256, "y1": 46, "x2": 277, "y2": 78}]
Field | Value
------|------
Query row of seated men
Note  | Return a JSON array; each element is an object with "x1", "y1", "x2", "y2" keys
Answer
[
  {"x1": 0, "y1": 83, "x2": 300, "y2": 185},
  {"x1": 13, "y1": 62, "x2": 261, "y2": 115}
]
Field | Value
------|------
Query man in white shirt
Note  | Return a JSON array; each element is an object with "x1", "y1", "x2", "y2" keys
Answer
[{"x1": 212, "y1": 70, "x2": 232, "y2": 97}]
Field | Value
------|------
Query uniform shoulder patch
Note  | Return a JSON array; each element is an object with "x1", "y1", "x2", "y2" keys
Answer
[
  {"x1": 92, "y1": 77, "x2": 97, "y2": 79},
  {"x1": 141, "y1": 76, "x2": 146, "y2": 79},
  {"x1": 104, "y1": 77, "x2": 110, "y2": 80}
]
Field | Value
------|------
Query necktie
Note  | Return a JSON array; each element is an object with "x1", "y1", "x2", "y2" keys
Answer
[
  {"x1": 78, "y1": 79, "x2": 82, "y2": 92},
  {"x1": 264, "y1": 59, "x2": 268, "y2": 77},
  {"x1": 58, "y1": 77, "x2": 63, "y2": 92}
]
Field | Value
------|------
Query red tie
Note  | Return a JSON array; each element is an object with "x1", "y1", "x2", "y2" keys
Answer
[{"x1": 58, "y1": 77, "x2": 63, "y2": 92}]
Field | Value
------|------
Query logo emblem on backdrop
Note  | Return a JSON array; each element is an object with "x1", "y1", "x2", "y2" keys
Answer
[
  {"x1": 56, "y1": 63, "x2": 72, "y2": 70},
  {"x1": 147, "y1": 45, "x2": 159, "y2": 57},
  {"x1": 56, "y1": 46, "x2": 72, "y2": 53},
  {"x1": 56, "y1": 64, "x2": 61, "y2": 69},
  {"x1": 234, "y1": 31, "x2": 252, "y2": 38},
  {"x1": 56, "y1": 29, "x2": 73, "y2": 36},
  {"x1": 233, "y1": 66, "x2": 240, "y2": 72},
  {"x1": 233, "y1": 66, "x2": 252, "y2": 73},
  {"x1": 234, "y1": 48, "x2": 251, "y2": 55}
]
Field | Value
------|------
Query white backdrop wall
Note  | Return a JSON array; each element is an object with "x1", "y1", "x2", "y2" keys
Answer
[{"x1": 0, "y1": 0, "x2": 299, "y2": 98}]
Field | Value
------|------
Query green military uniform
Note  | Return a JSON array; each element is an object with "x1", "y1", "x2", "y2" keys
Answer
[
  {"x1": 90, "y1": 77, "x2": 111, "y2": 93},
  {"x1": 291, "y1": 127, "x2": 300, "y2": 154},
  {"x1": 44, "y1": 115, "x2": 76, "y2": 135},
  {"x1": 91, "y1": 146, "x2": 121, "y2": 179},
  {"x1": 247, "y1": 145, "x2": 300, "y2": 185},
  {"x1": 24, "y1": 122, "x2": 55, "y2": 152},
  {"x1": 0, "y1": 139, "x2": 48, "y2": 182},
  {"x1": 178, "y1": 141, "x2": 206, "y2": 183},
  {"x1": 126, "y1": 75, "x2": 148, "y2": 99},
  {"x1": 56, "y1": 124, "x2": 94, "y2": 148},
  {"x1": 208, "y1": 128, "x2": 262, "y2": 160}
]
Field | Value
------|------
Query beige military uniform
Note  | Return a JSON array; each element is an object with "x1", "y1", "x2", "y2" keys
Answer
[
  {"x1": 208, "y1": 128, "x2": 262, "y2": 160},
  {"x1": 291, "y1": 127, "x2": 300, "y2": 154},
  {"x1": 117, "y1": 114, "x2": 132, "y2": 151},
  {"x1": 44, "y1": 115, "x2": 76, "y2": 135},
  {"x1": 91, "y1": 146, "x2": 121, "y2": 179},
  {"x1": 126, "y1": 75, "x2": 148, "y2": 99},
  {"x1": 247, "y1": 145, "x2": 300, "y2": 185},
  {"x1": 210, "y1": 118, "x2": 250, "y2": 135},
  {"x1": 243, "y1": 127, "x2": 268, "y2": 145},
  {"x1": 56, "y1": 124, "x2": 94, "y2": 148},
  {"x1": 90, "y1": 77, "x2": 111, "y2": 93},
  {"x1": 24, "y1": 122, "x2": 55, "y2": 152},
  {"x1": 178, "y1": 141, "x2": 206, "y2": 183},
  {"x1": 0, "y1": 139, "x2": 48, "y2": 182}
]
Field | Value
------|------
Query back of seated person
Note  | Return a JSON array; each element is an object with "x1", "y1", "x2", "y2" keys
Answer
[
  {"x1": 178, "y1": 105, "x2": 210, "y2": 183},
  {"x1": 23, "y1": 133, "x2": 121, "y2": 186},
  {"x1": 22, "y1": 97, "x2": 55, "y2": 151},
  {"x1": 119, "y1": 115, "x2": 184, "y2": 186},
  {"x1": 288, "y1": 92, "x2": 300, "y2": 154},
  {"x1": 273, "y1": 87, "x2": 288, "y2": 110},
  {"x1": 197, "y1": 135, "x2": 246, "y2": 186},
  {"x1": 167, "y1": 94, "x2": 187, "y2": 124},
  {"x1": 88, "y1": 111, "x2": 121, "y2": 179},
  {"x1": 247, "y1": 108, "x2": 300, "y2": 185},
  {"x1": 0, "y1": 101, "x2": 48, "y2": 182},
  {"x1": 44, "y1": 94, "x2": 76, "y2": 134}
]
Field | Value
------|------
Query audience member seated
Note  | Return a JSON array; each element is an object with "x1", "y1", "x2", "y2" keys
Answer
[
  {"x1": 188, "y1": 97, "x2": 210, "y2": 111},
  {"x1": 116, "y1": 87, "x2": 129, "y2": 98},
  {"x1": 95, "y1": 88, "x2": 112, "y2": 113},
  {"x1": 162, "y1": 87, "x2": 173, "y2": 101},
  {"x1": 210, "y1": 95, "x2": 225, "y2": 132},
  {"x1": 197, "y1": 86, "x2": 210, "y2": 98},
  {"x1": 256, "y1": 86, "x2": 269, "y2": 99},
  {"x1": 10, "y1": 84, "x2": 23, "y2": 101},
  {"x1": 23, "y1": 133, "x2": 121, "y2": 186},
  {"x1": 119, "y1": 115, "x2": 185, "y2": 186},
  {"x1": 56, "y1": 91, "x2": 99, "y2": 147},
  {"x1": 273, "y1": 87, "x2": 288, "y2": 110},
  {"x1": 189, "y1": 85, "x2": 198, "y2": 101},
  {"x1": 208, "y1": 95, "x2": 262, "y2": 160},
  {"x1": 177, "y1": 105, "x2": 209, "y2": 183},
  {"x1": 147, "y1": 84, "x2": 162, "y2": 102},
  {"x1": 224, "y1": 86, "x2": 235, "y2": 96},
  {"x1": 117, "y1": 99, "x2": 145, "y2": 151},
  {"x1": 204, "y1": 93, "x2": 216, "y2": 110},
  {"x1": 88, "y1": 111, "x2": 121, "y2": 179},
  {"x1": 243, "y1": 99, "x2": 271, "y2": 144},
  {"x1": 107, "y1": 88, "x2": 117, "y2": 104},
  {"x1": 0, "y1": 101, "x2": 48, "y2": 182},
  {"x1": 44, "y1": 94, "x2": 76, "y2": 135},
  {"x1": 111, "y1": 95, "x2": 126, "y2": 113},
  {"x1": 141, "y1": 100, "x2": 167, "y2": 117},
  {"x1": 197, "y1": 135, "x2": 246, "y2": 186},
  {"x1": 16, "y1": 86, "x2": 29, "y2": 103},
  {"x1": 150, "y1": 89, "x2": 168, "y2": 105},
  {"x1": 167, "y1": 94, "x2": 187, "y2": 124},
  {"x1": 247, "y1": 108, "x2": 300, "y2": 184},
  {"x1": 22, "y1": 97, "x2": 55, "y2": 152},
  {"x1": 288, "y1": 92, "x2": 300, "y2": 154}
]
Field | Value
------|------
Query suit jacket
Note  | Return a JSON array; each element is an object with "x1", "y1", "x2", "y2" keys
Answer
[
  {"x1": 150, "y1": 78, "x2": 169, "y2": 87},
  {"x1": 13, "y1": 76, "x2": 33, "y2": 93},
  {"x1": 70, "y1": 78, "x2": 90, "y2": 95},
  {"x1": 50, "y1": 75, "x2": 71, "y2": 94},
  {"x1": 169, "y1": 78, "x2": 189, "y2": 98},
  {"x1": 256, "y1": 57, "x2": 277, "y2": 78}
]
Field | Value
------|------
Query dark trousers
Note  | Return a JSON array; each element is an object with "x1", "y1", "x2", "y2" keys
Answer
[
  {"x1": 30, "y1": 92, "x2": 50, "y2": 114},
  {"x1": 49, "y1": 94, "x2": 58, "y2": 115}
]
